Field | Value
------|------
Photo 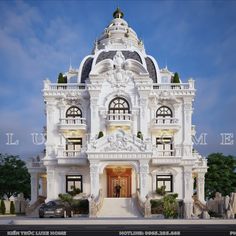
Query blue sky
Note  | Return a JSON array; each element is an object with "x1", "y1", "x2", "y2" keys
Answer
[{"x1": 0, "y1": 0, "x2": 235, "y2": 159}]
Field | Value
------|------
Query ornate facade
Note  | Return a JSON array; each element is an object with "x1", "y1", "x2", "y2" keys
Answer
[{"x1": 27, "y1": 8, "x2": 207, "y2": 218}]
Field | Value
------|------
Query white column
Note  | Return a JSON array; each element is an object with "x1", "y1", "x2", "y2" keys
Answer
[
  {"x1": 197, "y1": 172, "x2": 206, "y2": 204},
  {"x1": 139, "y1": 98, "x2": 148, "y2": 137},
  {"x1": 46, "y1": 169, "x2": 58, "y2": 201},
  {"x1": 90, "y1": 98, "x2": 99, "y2": 138},
  {"x1": 30, "y1": 172, "x2": 39, "y2": 204},
  {"x1": 132, "y1": 110, "x2": 138, "y2": 135},
  {"x1": 183, "y1": 100, "x2": 193, "y2": 157},
  {"x1": 90, "y1": 160, "x2": 100, "y2": 198},
  {"x1": 183, "y1": 166, "x2": 193, "y2": 219},
  {"x1": 139, "y1": 160, "x2": 149, "y2": 200}
]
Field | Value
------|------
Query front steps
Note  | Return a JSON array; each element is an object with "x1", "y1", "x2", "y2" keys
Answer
[{"x1": 97, "y1": 198, "x2": 141, "y2": 218}]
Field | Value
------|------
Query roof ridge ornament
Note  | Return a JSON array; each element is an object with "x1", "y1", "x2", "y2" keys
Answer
[{"x1": 113, "y1": 7, "x2": 124, "y2": 19}]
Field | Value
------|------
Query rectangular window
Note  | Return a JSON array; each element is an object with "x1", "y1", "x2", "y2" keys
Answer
[
  {"x1": 66, "y1": 138, "x2": 82, "y2": 151},
  {"x1": 66, "y1": 175, "x2": 83, "y2": 193},
  {"x1": 156, "y1": 137, "x2": 173, "y2": 156},
  {"x1": 156, "y1": 175, "x2": 173, "y2": 192}
]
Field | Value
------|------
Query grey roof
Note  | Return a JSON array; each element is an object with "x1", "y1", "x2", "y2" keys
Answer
[
  {"x1": 81, "y1": 57, "x2": 93, "y2": 83},
  {"x1": 145, "y1": 57, "x2": 157, "y2": 83},
  {"x1": 96, "y1": 50, "x2": 142, "y2": 64}
]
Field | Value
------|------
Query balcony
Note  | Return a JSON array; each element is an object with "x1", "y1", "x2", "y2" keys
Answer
[
  {"x1": 58, "y1": 118, "x2": 87, "y2": 131},
  {"x1": 152, "y1": 149, "x2": 182, "y2": 165},
  {"x1": 153, "y1": 83, "x2": 190, "y2": 90},
  {"x1": 57, "y1": 148, "x2": 87, "y2": 165},
  {"x1": 152, "y1": 80, "x2": 195, "y2": 97},
  {"x1": 43, "y1": 80, "x2": 86, "y2": 97},
  {"x1": 151, "y1": 118, "x2": 180, "y2": 131},
  {"x1": 106, "y1": 113, "x2": 132, "y2": 127}
]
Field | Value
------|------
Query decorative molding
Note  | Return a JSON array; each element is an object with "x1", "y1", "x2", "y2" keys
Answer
[{"x1": 88, "y1": 130, "x2": 149, "y2": 153}]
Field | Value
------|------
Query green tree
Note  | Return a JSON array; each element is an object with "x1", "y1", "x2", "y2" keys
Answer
[
  {"x1": 172, "y1": 72, "x2": 180, "y2": 83},
  {"x1": 0, "y1": 154, "x2": 30, "y2": 199},
  {"x1": 57, "y1": 73, "x2": 67, "y2": 83},
  {"x1": 10, "y1": 201, "x2": 15, "y2": 214},
  {"x1": 205, "y1": 153, "x2": 236, "y2": 199},
  {"x1": 0, "y1": 199, "x2": 6, "y2": 215}
]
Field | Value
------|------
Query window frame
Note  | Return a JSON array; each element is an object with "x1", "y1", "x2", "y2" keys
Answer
[
  {"x1": 156, "y1": 106, "x2": 173, "y2": 119},
  {"x1": 66, "y1": 106, "x2": 82, "y2": 118},
  {"x1": 156, "y1": 137, "x2": 173, "y2": 155},
  {"x1": 66, "y1": 175, "x2": 83, "y2": 193},
  {"x1": 66, "y1": 138, "x2": 82, "y2": 151},
  {"x1": 108, "y1": 97, "x2": 130, "y2": 114},
  {"x1": 156, "y1": 175, "x2": 173, "y2": 193}
]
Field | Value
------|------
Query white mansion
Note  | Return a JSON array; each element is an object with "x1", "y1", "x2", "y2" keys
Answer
[{"x1": 27, "y1": 8, "x2": 208, "y2": 218}]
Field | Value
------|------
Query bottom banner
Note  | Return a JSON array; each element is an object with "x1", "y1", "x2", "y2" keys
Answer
[{"x1": 0, "y1": 224, "x2": 236, "y2": 236}]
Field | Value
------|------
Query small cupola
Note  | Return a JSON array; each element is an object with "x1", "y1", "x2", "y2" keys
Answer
[{"x1": 113, "y1": 7, "x2": 124, "y2": 19}]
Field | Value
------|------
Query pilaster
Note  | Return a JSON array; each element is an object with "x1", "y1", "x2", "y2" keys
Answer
[
  {"x1": 90, "y1": 160, "x2": 100, "y2": 197},
  {"x1": 139, "y1": 159, "x2": 149, "y2": 200},
  {"x1": 183, "y1": 166, "x2": 193, "y2": 218},
  {"x1": 30, "y1": 172, "x2": 39, "y2": 204},
  {"x1": 197, "y1": 172, "x2": 206, "y2": 204}
]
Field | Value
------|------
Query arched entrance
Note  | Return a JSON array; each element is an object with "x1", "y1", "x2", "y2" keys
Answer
[
  {"x1": 107, "y1": 166, "x2": 132, "y2": 198},
  {"x1": 100, "y1": 163, "x2": 138, "y2": 198}
]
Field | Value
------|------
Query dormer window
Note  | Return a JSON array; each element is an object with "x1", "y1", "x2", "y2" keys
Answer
[{"x1": 161, "y1": 76, "x2": 170, "y2": 83}]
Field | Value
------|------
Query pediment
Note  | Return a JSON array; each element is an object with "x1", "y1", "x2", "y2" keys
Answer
[{"x1": 88, "y1": 130, "x2": 147, "y2": 152}]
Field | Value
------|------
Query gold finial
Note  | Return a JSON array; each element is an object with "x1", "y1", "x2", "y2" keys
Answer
[{"x1": 113, "y1": 7, "x2": 124, "y2": 19}]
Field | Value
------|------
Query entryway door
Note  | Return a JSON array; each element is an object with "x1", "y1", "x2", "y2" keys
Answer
[{"x1": 107, "y1": 168, "x2": 132, "y2": 198}]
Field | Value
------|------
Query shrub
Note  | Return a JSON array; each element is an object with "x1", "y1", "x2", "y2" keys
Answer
[
  {"x1": 208, "y1": 210, "x2": 223, "y2": 218},
  {"x1": 71, "y1": 199, "x2": 89, "y2": 214},
  {"x1": 98, "y1": 131, "x2": 104, "y2": 139},
  {"x1": 0, "y1": 199, "x2": 6, "y2": 215},
  {"x1": 58, "y1": 193, "x2": 73, "y2": 204},
  {"x1": 163, "y1": 193, "x2": 178, "y2": 218},
  {"x1": 156, "y1": 186, "x2": 166, "y2": 196},
  {"x1": 137, "y1": 131, "x2": 143, "y2": 140},
  {"x1": 10, "y1": 201, "x2": 15, "y2": 214},
  {"x1": 69, "y1": 186, "x2": 81, "y2": 197},
  {"x1": 150, "y1": 199, "x2": 164, "y2": 214}
]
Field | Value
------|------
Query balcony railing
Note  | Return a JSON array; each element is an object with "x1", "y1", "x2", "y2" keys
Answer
[
  {"x1": 63, "y1": 150, "x2": 82, "y2": 157},
  {"x1": 58, "y1": 118, "x2": 86, "y2": 131},
  {"x1": 44, "y1": 83, "x2": 86, "y2": 91},
  {"x1": 154, "y1": 149, "x2": 175, "y2": 157},
  {"x1": 107, "y1": 113, "x2": 132, "y2": 121},
  {"x1": 151, "y1": 118, "x2": 180, "y2": 131},
  {"x1": 60, "y1": 118, "x2": 86, "y2": 125},
  {"x1": 154, "y1": 118, "x2": 178, "y2": 125},
  {"x1": 153, "y1": 83, "x2": 190, "y2": 90}
]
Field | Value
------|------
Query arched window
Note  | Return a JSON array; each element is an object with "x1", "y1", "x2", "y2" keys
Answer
[
  {"x1": 156, "y1": 106, "x2": 172, "y2": 118},
  {"x1": 66, "y1": 106, "x2": 82, "y2": 118},
  {"x1": 108, "y1": 97, "x2": 130, "y2": 114}
]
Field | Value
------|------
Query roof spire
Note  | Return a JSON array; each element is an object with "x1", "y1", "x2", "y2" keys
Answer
[
  {"x1": 69, "y1": 56, "x2": 72, "y2": 71},
  {"x1": 113, "y1": 7, "x2": 124, "y2": 19}
]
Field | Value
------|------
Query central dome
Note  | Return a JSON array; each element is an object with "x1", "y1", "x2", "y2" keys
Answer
[
  {"x1": 74, "y1": 8, "x2": 164, "y2": 85},
  {"x1": 96, "y1": 8, "x2": 143, "y2": 51}
]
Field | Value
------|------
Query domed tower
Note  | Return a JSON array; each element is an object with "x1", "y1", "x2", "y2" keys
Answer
[{"x1": 39, "y1": 8, "x2": 207, "y2": 220}]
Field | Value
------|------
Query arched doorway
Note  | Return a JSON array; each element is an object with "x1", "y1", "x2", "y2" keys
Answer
[
  {"x1": 100, "y1": 163, "x2": 138, "y2": 198},
  {"x1": 107, "y1": 167, "x2": 132, "y2": 198}
]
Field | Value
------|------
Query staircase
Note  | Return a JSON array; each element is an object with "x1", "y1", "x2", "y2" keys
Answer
[
  {"x1": 97, "y1": 198, "x2": 141, "y2": 218},
  {"x1": 25, "y1": 196, "x2": 46, "y2": 217},
  {"x1": 193, "y1": 195, "x2": 207, "y2": 218}
]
